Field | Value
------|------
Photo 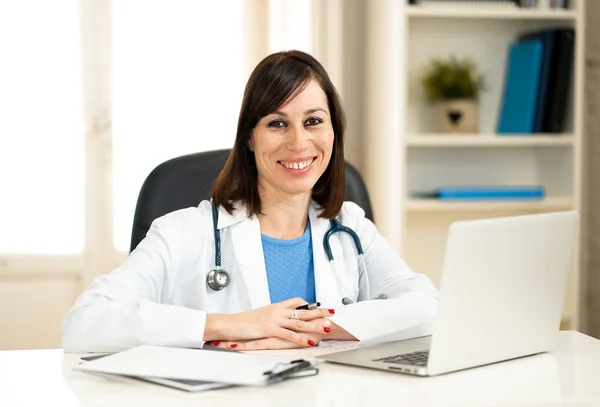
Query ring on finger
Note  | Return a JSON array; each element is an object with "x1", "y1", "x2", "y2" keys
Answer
[{"x1": 290, "y1": 309, "x2": 300, "y2": 320}]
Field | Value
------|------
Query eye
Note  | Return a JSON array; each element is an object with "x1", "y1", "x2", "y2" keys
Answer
[
  {"x1": 305, "y1": 117, "x2": 323, "y2": 126},
  {"x1": 268, "y1": 119, "x2": 287, "y2": 129}
]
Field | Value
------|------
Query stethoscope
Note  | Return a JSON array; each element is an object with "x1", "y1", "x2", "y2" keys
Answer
[
  {"x1": 206, "y1": 202, "x2": 231, "y2": 291},
  {"x1": 206, "y1": 201, "x2": 387, "y2": 304}
]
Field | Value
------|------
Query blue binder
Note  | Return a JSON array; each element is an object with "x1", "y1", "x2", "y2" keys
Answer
[
  {"x1": 412, "y1": 186, "x2": 545, "y2": 201},
  {"x1": 435, "y1": 186, "x2": 544, "y2": 201},
  {"x1": 520, "y1": 30, "x2": 555, "y2": 132},
  {"x1": 497, "y1": 38, "x2": 544, "y2": 134}
]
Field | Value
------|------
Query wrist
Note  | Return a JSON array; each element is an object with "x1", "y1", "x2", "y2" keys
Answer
[{"x1": 203, "y1": 313, "x2": 232, "y2": 342}]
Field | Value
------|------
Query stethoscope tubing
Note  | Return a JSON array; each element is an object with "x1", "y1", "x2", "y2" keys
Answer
[
  {"x1": 208, "y1": 202, "x2": 381, "y2": 302},
  {"x1": 323, "y1": 219, "x2": 365, "y2": 259},
  {"x1": 211, "y1": 201, "x2": 222, "y2": 269}
]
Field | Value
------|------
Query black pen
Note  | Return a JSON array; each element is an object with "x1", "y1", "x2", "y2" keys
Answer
[{"x1": 295, "y1": 302, "x2": 321, "y2": 310}]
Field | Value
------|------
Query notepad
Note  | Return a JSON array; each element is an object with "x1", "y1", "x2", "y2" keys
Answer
[{"x1": 75, "y1": 345, "x2": 319, "y2": 388}]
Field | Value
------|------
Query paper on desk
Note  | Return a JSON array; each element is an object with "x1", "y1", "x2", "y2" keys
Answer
[
  {"x1": 328, "y1": 292, "x2": 437, "y2": 347},
  {"x1": 75, "y1": 345, "x2": 318, "y2": 386},
  {"x1": 245, "y1": 293, "x2": 436, "y2": 358},
  {"x1": 246, "y1": 339, "x2": 360, "y2": 358}
]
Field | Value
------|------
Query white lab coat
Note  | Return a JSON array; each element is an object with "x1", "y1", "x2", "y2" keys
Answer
[{"x1": 61, "y1": 200, "x2": 439, "y2": 353}]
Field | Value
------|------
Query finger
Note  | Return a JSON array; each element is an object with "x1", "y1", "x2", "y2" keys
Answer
[
  {"x1": 277, "y1": 297, "x2": 307, "y2": 308},
  {"x1": 213, "y1": 337, "x2": 317, "y2": 351},
  {"x1": 294, "y1": 307, "x2": 336, "y2": 321},
  {"x1": 274, "y1": 327, "x2": 318, "y2": 347},
  {"x1": 233, "y1": 338, "x2": 298, "y2": 351},
  {"x1": 206, "y1": 341, "x2": 244, "y2": 350},
  {"x1": 280, "y1": 318, "x2": 332, "y2": 335}
]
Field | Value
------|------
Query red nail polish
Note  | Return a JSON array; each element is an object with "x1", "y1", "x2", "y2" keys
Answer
[
  {"x1": 324, "y1": 327, "x2": 331, "y2": 333},
  {"x1": 230, "y1": 344, "x2": 238, "y2": 349},
  {"x1": 308, "y1": 340, "x2": 315, "y2": 346},
  {"x1": 328, "y1": 309, "x2": 335, "y2": 314},
  {"x1": 211, "y1": 342, "x2": 220, "y2": 346}
]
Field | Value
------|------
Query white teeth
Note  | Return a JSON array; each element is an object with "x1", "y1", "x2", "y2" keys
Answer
[{"x1": 280, "y1": 158, "x2": 314, "y2": 170}]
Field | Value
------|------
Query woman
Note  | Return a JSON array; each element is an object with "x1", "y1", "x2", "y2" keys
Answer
[{"x1": 61, "y1": 50, "x2": 438, "y2": 353}]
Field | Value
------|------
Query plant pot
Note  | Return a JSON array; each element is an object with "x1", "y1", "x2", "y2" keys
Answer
[{"x1": 435, "y1": 98, "x2": 479, "y2": 134}]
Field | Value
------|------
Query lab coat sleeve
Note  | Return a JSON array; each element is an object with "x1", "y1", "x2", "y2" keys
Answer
[
  {"x1": 61, "y1": 208, "x2": 207, "y2": 353},
  {"x1": 330, "y1": 202, "x2": 439, "y2": 343}
]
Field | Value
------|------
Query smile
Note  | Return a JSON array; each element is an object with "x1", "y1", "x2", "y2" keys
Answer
[{"x1": 278, "y1": 157, "x2": 315, "y2": 170}]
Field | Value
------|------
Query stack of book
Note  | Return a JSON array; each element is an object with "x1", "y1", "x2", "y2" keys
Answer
[
  {"x1": 409, "y1": 0, "x2": 518, "y2": 6},
  {"x1": 408, "y1": 0, "x2": 570, "y2": 9},
  {"x1": 412, "y1": 185, "x2": 545, "y2": 201},
  {"x1": 496, "y1": 28, "x2": 574, "y2": 134}
]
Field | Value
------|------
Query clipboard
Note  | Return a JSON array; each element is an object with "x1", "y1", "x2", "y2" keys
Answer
[
  {"x1": 75, "y1": 345, "x2": 320, "y2": 390},
  {"x1": 79, "y1": 353, "x2": 234, "y2": 392},
  {"x1": 79, "y1": 352, "x2": 318, "y2": 392}
]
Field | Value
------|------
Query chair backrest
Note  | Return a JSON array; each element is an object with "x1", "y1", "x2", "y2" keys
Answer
[{"x1": 129, "y1": 149, "x2": 374, "y2": 252}]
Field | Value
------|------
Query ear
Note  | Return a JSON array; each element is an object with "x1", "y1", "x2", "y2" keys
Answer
[{"x1": 248, "y1": 133, "x2": 255, "y2": 152}]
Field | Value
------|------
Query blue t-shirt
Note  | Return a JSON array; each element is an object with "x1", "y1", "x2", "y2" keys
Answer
[{"x1": 261, "y1": 222, "x2": 316, "y2": 304}]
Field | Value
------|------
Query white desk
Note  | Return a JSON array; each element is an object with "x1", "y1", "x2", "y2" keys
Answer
[{"x1": 1, "y1": 331, "x2": 599, "y2": 407}]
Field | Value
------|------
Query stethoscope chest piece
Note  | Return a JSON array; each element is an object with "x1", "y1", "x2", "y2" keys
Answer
[{"x1": 207, "y1": 268, "x2": 230, "y2": 291}]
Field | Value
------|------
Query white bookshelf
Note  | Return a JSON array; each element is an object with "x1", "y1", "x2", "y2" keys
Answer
[
  {"x1": 405, "y1": 196, "x2": 573, "y2": 212},
  {"x1": 406, "y1": 133, "x2": 575, "y2": 146},
  {"x1": 364, "y1": 0, "x2": 585, "y2": 330},
  {"x1": 405, "y1": 6, "x2": 577, "y2": 20}
]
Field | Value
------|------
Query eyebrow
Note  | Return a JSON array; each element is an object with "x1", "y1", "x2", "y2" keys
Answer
[{"x1": 272, "y1": 108, "x2": 329, "y2": 117}]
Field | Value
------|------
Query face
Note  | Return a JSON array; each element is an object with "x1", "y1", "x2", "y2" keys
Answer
[{"x1": 250, "y1": 79, "x2": 334, "y2": 201}]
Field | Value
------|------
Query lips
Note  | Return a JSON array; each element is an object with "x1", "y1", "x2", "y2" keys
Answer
[{"x1": 278, "y1": 157, "x2": 315, "y2": 170}]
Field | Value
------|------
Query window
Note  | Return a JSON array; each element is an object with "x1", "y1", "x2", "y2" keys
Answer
[
  {"x1": 0, "y1": 0, "x2": 314, "y2": 256},
  {"x1": 0, "y1": 0, "x2": 319, "y2": 350},
  {"x1": 111, "y1": 1, "x2": 246, "y2": 251},
  {"x1": 0, "y1": 1, "x2": 83, "y2": 254},
  {"x1": 268, "y1": 0, "x2": 313, "y2": 53}
]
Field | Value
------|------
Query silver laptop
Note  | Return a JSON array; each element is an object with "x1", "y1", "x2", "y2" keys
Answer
[{"x1": 319, "y1": 211, "x2": 578, "y2": 376}]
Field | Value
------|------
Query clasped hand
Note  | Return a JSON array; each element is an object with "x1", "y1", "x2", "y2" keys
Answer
[{"x1": 203, "y1": 297, "x2": 356, "y2": 350}]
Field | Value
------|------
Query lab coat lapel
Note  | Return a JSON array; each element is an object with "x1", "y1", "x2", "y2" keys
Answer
[
  {"x1": 219, "y1": 206, "x2": 271, "y2": 310},
  {"x1": 309, "y1": 203, "x2": 345, "y2": 309}
]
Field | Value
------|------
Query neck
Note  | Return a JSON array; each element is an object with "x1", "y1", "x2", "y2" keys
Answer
[{"x1": 257, "y1": 185, "x2": 311, "y2": 240}]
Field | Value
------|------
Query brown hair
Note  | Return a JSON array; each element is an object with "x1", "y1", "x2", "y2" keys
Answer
[{"x1": 211, "y1": 50, "x2": 346, "y2": 219}]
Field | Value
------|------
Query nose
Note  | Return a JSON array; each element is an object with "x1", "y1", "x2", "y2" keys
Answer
[{"x1": 287, "y1": 125, "x2": 310, "y2": 151}]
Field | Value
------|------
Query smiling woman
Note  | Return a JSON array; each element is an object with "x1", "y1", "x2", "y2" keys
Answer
[
  {"x1": 61, "y1": 50, "x2": 438, "y2": 354},
  {"x1": 212, "y1": 51, "x2": 346, "y2": 221},
  {"x1": 251, "y1": 81, "x2": 334, "y2": 215}
]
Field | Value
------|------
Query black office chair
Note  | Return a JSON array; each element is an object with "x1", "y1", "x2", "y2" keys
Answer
[{"x1": 129, "y1": 149, "x2": 374, "y2": 252}]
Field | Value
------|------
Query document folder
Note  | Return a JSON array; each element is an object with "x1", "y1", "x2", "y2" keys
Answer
[{"x1": 75, "y1": 345, "x2": 319, "y2": 390}]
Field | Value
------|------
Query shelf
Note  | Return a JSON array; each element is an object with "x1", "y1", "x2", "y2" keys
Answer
[
  {"x1": 405, "y1": 197, "x2": 573, "y2": 212},
  {"x1": 405, "y1": 134, "x2": 575, "y2": 147},
  {"x1": 405, "y1": 6, "x2": 578, "y2": 21}
]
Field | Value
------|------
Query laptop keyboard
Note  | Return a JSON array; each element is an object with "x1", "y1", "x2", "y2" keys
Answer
[{"x1": 373, "y1": 350, "x2": 429, "y2": 367}]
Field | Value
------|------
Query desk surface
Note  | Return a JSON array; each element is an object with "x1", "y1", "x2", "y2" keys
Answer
[{"x1": 1, "y1": 331, "x2": 599, "y2": 407}]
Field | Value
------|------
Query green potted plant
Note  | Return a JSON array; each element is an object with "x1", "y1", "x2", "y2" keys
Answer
[{"x1": 420, "y1": 56, "x2": 486, "y2": 134}]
